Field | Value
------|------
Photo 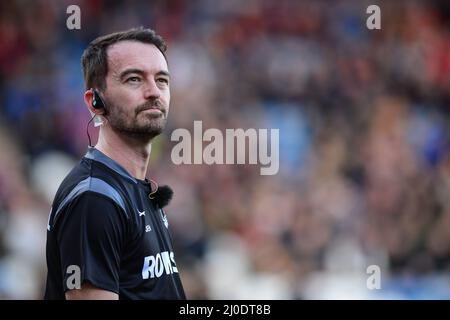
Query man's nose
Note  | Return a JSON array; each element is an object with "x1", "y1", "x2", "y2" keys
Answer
[{"x1": 143, "y1": 79, "x2": 161, "y2": 100}]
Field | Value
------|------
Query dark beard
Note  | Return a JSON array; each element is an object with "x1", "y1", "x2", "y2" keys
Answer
[{"x1": 105, "y1": 98, "x2": 167, "y2": 141}]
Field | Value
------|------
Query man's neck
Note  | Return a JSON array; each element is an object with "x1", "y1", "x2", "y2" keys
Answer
[{"x1": 95, "y1": 128, "x2": 152, "y2": 181}]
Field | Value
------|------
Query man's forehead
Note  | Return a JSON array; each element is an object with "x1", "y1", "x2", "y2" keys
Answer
[{"x1": 107, "y1": 40, "x2": 168, "y2": 74}]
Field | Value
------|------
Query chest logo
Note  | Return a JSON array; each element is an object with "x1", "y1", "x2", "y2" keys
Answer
[{"x1": 160, "y1": 209, "x2": 169, "y2": 229}]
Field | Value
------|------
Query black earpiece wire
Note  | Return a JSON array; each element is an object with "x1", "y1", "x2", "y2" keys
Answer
[{"x1": 86, "y1": 113, "x2": 96, "y2": 147}]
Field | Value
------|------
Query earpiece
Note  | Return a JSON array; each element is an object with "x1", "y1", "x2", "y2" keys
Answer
[
  {"x1": 87, "y1": 88, "x2": 106, "y2": 147},
  {"x1": 91, "y1": 88, "x2": 105, "y2": 110}
]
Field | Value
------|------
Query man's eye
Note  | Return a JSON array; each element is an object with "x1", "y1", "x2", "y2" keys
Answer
[
  {"x1": 127, "y1": 77, "x2": 141, "y2": 83},
  {"x1": 157, "y1": 78, "x2": 169, "y2": 84}
]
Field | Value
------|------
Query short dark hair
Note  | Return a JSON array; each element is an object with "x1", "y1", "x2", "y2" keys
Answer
[{"x1": 81, "y1": 27, "x2": 167, "y2": 90}]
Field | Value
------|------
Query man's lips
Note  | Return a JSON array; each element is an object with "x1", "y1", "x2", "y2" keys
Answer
[
  {"x1": 137, "y1": 105, "x2": 165, "y2": 114},
  {"x1": 139, "y1": 107, "x2": 165, "y2": 117},
  {"x1": 142, "y1": 106, "x2": 159, "y2": 110},
  {"x1": 143, "y1": 108, "x2": 162, "y2": 113}
]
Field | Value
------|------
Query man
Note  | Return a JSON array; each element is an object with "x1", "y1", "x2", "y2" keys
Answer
[{"x1": 44, "y1": 27, "x2": 186, "y2": 300}]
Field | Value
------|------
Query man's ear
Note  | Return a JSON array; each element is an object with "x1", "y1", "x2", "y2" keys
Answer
[{"x1": 84, "y1": 89, "x2": 105, "y2": 115}]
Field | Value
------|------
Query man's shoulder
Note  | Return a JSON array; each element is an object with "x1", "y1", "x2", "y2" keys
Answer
[
  {"x1": 54, "y1": 156, "x2": 126, "y2": 201},
  {"x1": 48, "y1": 156, "x2": 131, "y2": 230},
  {"x1": 53, "y1": 157, "x2": 90, "y2": 201}
]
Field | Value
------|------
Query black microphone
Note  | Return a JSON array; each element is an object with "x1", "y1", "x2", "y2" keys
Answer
[{"x1": 150, "y1": 185, "x2": 173, "y2": 208}]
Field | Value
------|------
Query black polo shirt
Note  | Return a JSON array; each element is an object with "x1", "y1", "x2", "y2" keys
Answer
[{"x1": 44, "y1": 147, "x2": 186, "y2": 300}]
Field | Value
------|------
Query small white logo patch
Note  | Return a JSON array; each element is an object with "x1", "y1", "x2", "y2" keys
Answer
[
  {"x1": 160, "y1": 210, "x2": 169, "y2": 228},
  {"x1": 138, "y1": 210, "x2": 146, "y2": 217}
]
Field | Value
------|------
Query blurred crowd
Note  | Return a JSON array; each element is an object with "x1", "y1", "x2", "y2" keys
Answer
[{"x1": 1, "y1": 0, "x2": 450, "y2": 299}]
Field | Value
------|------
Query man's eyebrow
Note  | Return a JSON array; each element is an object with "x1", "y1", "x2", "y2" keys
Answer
[
  {"x1": 119, "y1": 69, "x2": 170, "y2": 80},
  {"x1": 156, "y1": 70, "x2": 170, "y2": 78},
  {"x1": 119, "y1": 68, "x2": 145, "y2": 80}
]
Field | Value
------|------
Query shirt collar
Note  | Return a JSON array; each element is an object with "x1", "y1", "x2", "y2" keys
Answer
[{"x1": 84, "y1": 146, "x2": 137, "y2": 184}]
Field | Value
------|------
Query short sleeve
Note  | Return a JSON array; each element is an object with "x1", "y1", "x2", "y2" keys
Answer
[{"x1": 55, "y1": 191, "x2": 127, "y2": 294}]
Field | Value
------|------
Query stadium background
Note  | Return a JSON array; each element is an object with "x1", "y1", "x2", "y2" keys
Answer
[{"x1": 1, "y1": 0, "x2": 450, "y2": 299}]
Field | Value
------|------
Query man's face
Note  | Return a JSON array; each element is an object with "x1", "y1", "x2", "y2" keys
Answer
[{"x1": 102, "y1": 40, "x2": 170, "y2": 140}]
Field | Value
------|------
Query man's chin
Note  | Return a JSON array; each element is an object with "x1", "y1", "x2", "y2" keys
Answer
[
  {"x1": 114, "y1": 126, "x2": 164, "y2": 141},
  {"x1": 109, "y1": 117, "x2": 166, "y2": 140},
  {"x1": 135, "y1": 126, "x2": 164, "y2": 137}
]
